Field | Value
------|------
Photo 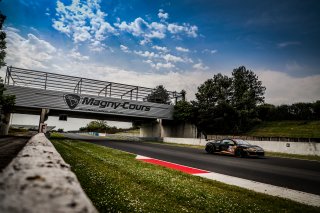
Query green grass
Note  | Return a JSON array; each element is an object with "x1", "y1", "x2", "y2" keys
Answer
[
  {"x1": 51, "y1": 139, "x2": 320, "y2": 213},
  {"x1": 247, "y1": 121, "x2": 320, "y2": 138},
  {"x1": 49, "y1": 132, "x2": 67, "y2": 139},
  {"x1": 266, "y1": 151, "x2": 320, "y2": 161}
]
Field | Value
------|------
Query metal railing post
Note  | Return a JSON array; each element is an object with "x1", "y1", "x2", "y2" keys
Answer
[{"x1": 44, "y1": 73, "x2": 48, "y2": 90}]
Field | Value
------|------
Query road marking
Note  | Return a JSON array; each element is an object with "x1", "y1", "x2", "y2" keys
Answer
[
  {"x1": 137, "y1": 156, "x2": 209, "y2": 174},
  {"x1": 136, "y1": 155, "x2": 320, "y2": 207}
]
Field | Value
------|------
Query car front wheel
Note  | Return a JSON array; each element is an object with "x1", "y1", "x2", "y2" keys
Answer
[
  {"x1": 205, "y1": 144, "x2": 215, "y2": 154},
  {"x1": 235, "y1": 149, "x2": 244, "y2": 158}
]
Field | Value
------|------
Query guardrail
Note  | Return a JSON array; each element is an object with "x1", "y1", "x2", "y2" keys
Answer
[
  {"x1": 207, "y1": 135, "x2": 320, "y2": 143},
  {"x1": 5, "y1": 66, "x2": 184, "y2": 103}
]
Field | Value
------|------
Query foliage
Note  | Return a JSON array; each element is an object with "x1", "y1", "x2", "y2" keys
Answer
[
  {"x1": 79, "y1": 120, "x2": 138, "y2": 134},
  {"x1": 0, "y1": 7, "x2": 6, "y2": 68},
  {"x1": 256, "y1": 101, "x2": 320, "y2": 121},
  {"x1": 81, "y1": 120, "x2": 109, "y2": 133},
  {"x1": 189, "y1": 67, "x2": 266, "y2": 134},
  {"x1": 195, "y1": 73, "x2": 232, "y2": 106},
  {"x1": 231, "y1": 66, "x2": 266, "y2": 111},
  {"x1": 0, "y1": 78, "x2": 15, "y2": 112},
  {"x1": 147, "y1": 85, "x2": 170, "y2": 104},
  {"x1": 57, "y1": 128, "x2": 64, "y2": 133},
  {"x1": 191, "y1": 73, "x2": 236, "y2": 135},
  {"x1": 0, "y1": 9, "x2": 15, "y2": 115},
  {"x1": 52, "y1": 139, "x2": 319, "y2": 212},
  {"x1": 173, "y1": 100, "x2": 195, "y2": 122}
]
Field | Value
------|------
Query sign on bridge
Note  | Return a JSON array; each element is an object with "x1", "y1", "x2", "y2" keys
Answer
[{"x1": 4, "y1": 67, "x2": 183, "y2": 120}]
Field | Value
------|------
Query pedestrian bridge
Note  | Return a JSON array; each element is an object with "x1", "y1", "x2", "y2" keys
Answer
[{"x1": 4, "y1": 66, "x2": 183, "y2": 122}]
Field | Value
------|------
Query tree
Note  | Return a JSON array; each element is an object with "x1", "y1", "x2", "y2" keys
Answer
[
  {"x1": 0, "y1": 8, "x2": 6, "y2": 68},
  {"x1": 147, "y1": 85, "x2": 170, "y2": 104},
  {"x1": 313, "y1": 100, "x2": 320, "y2": 120},
  {"x1": 84, "y1": 120, "x2": 110, "y2": 133},
  {"x1": 173, "y1": 100, "x2": 196, "y2": 122},
  {"x1": 231, "y1": 66, "x2": 266, "y2": 111},
  {"x1": 256, "y1": 103, "x2": 276, "y2": 121},
  {"x1": 195, "y1": 73, "x2": 232, "y2": 106},
  {"x1": 0, "y1": 6, "x2": 15, "y2": 135},
  {"x1": 193, "y1": 73, "x2": 236, "y2": 135}
]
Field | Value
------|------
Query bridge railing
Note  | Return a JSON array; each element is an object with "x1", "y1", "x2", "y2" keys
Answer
[{"x1": 5, "y1": 66, "x2": 184, "y2": 104}]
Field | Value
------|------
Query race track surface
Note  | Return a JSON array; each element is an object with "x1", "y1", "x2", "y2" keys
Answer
[{"x1": 62, "y1": 133, "x2": 320, "y2": 195}]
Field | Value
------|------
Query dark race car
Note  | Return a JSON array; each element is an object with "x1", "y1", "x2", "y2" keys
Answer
[{"x1": 205, "y1": 138, "x2": 264, "y2": 157}]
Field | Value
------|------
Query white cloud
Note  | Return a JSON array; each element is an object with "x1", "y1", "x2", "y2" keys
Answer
[
  {"x1": 68, "y1": 48, "x2": 89, "y2": 61},
  {"x1": 158, "y1": 9, "x2": 169, "y2": 20},
  {"x1": 193, "y1": 61, "x2": 209, "y2": 70},
  {"x1": 52, "y1": 0, "x2": 115, "y2": 51},
  {"x1": 144, "y1": 60, "x2": 175, "y2": 70},
  {"x1": 120, "y1": 44, "x2": 130, "y2": 53},
  {"x1": 162, "y1": 54, "x2": 184, "y2": 63},
  {"x1": 152, "y1": 62, "x2": 175, "y2": 70},
  {"x1": 202, "y1": 49, "x2": 218, "y2": 54},
  {"x1": 116, "y1": 12, "x2": 198, "y2": 44},
  {"x1": 152, "y1": 45, "x2": 169, "y2": 52},
  {"x1": 5, "y1": 28, "x2": 56, "y2": 69},
  {"x1": 285, "y1": 61, "x2": 303, "y2": 72},
  {"x1": 277, "y1": 41, "x2": 301, "y2": 48},
  {"x1": 134, "y1": 50, "x2": 159, "y2": 58},
  {"x1": 168, "y1": 23, "x2": 198, "y2": 38},
  {"x1": 258, "y1": 70, "x2": 320, "y2": 105},
  {"x1": 6, "y1": 28, "x2": 318, "y2": 105},
  {"x1": 176, "y1": 46, "x2": 189, "y2": 52},
  {"x1": 117, "y1": 17, "x2": 149, "y2": 37},
  {"x1": 117, "y1": 17, "x2": 167, "y2": 42}
]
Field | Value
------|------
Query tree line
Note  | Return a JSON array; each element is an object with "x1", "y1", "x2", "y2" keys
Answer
[
  {"x1": 171, "y1": 66, "x2": 319, "y2": 136},
  {"x1": 79, "y1": 120, "x2": 138, "y2": 134},
  {"x1": 257, "y1": 102, "x2": 320, "y2": 121}
]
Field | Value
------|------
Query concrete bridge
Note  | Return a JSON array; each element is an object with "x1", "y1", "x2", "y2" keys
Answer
[{"x1": 2, "y1": 66, "x2": 196, "y2": 137}]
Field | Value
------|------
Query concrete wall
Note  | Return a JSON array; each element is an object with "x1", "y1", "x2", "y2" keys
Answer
[
  {"x1": 161, "y1": 121, "x2": 197, "y2": 138},
  {"x1": 0, "y1": 133, "x2": 97, "y2": 213},
  {"x1": 163, "y1": 137, "x2": 207, "y2": 146},
  {"x1": 247, "y1": 140, "x2": 320, "y2": 156},
  {"x1": 163, "y1": 137, "x2": 320, "y2": 156},
  {"x1": 140, "y1": 121, "x2": 161, "y2": 137},
  {"x1": 140, "y1": 120, "x2": 198, "y2": 138}
]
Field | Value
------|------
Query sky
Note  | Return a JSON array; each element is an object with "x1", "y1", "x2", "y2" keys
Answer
[{"x1": 1, "y1": 0, "x2": 320, "y2": 130}]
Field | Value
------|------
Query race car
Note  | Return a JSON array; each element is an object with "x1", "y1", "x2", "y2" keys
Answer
[{"x1": 205, "y1": 138, "x2": 264, "y2": 157}]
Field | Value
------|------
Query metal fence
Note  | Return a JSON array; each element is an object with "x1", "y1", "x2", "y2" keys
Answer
[
  {"x1": 207, "y1": 135, "x2": 320, "y2": 143},
  {"x1": 5, "y1": 66, "x2": 183, "y2": 103}
]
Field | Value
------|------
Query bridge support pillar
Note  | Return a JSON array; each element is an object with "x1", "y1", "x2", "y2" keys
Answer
[
  {"x1": 140, "y1": 120, "x2": 161, "y2": 137},
  {"x1": 140, "y1": 119, "x2": 198, "y2": 138},
  {"x1": 38, "y1": 108, "x2": 49, "y2": 133},
  {"x1": 0, "y1": 112, "x2": 11, "y2": 136}
]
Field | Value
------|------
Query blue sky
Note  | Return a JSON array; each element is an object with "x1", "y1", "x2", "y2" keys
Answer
[{"x1": 1, "y1": 0, "x2": 320, "y2": 105}]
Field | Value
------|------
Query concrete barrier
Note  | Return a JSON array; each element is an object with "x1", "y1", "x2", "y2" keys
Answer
[
  {"x1": 163, "y1": 137, "x2": 208, "y2": 146},
  {"x1": 247, "y1": 140, "x2": 320, "y2": 156},
  {"x1": 0, "y1": 133, "x2": 97, "y2": 213},
  {"x1": 163, "y1": 137, "x2": 320, "y2": 156}
]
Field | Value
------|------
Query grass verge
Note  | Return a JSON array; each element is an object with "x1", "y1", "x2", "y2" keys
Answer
[
  {"x1": 247, "y1": 120, "x2": 320, "y2": 138},
  {"x1": 51, "y1": 138, "x2": 319, "y2": 212},
  {"x1": 266, "y1": 151, "x2": 320, "y2": 161}
]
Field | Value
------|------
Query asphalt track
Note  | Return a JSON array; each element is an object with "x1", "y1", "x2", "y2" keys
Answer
[{"x1": 63, "y1": 133, "x2": 320, "y2": 195}]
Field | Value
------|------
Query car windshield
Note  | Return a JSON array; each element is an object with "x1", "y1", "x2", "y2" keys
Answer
[{"x1": 234, "y1": 139, "x2": 250, "y2": 145}]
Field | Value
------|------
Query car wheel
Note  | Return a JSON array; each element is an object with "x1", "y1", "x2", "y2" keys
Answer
[
  {"x1": 205, "y1": 144, "x2": 214, "y2": 154},
  {"x1": 235, "y1": 149, "x2": 244, "y2": 158}
]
